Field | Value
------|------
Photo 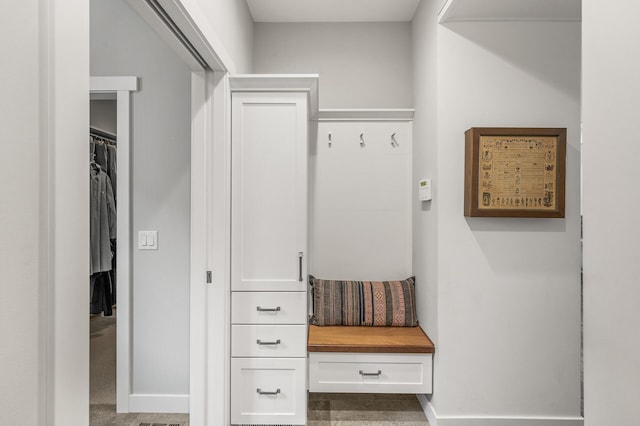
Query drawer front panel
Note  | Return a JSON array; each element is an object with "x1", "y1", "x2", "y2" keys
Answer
[
  {"x1": 232, "y1": 325, "x2": 307, "y2": 358},
  {"x1": 232, "y1": 291, "x2": 307, "y2": 324},
  {"x1": 309, "y1": 352, "x2": 433, "y2": 394},
  {"x1": 231, "y1": 358, "x2": 306, "y2": 425}
]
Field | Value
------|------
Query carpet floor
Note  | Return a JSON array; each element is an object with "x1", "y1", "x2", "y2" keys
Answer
[{"x1": 90, "y1": 313, "x2": 429, "y2": 426}]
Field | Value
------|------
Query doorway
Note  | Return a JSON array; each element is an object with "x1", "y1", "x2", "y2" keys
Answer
[
  {"x1": 89, "y1": 0, "x2": 199, "y2": 422},
  {"x1": 88, "y1": 0, "x2": 230, "y2": 423}
]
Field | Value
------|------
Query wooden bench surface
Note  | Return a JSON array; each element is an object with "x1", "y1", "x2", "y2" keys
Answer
[{"x1": 308, "y1": 325, "x2": 435, "y2": 354}]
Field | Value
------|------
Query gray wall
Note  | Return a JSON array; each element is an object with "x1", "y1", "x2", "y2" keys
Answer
[
  {"x1": 91, "y1": 0, "x2": 191, "y2": 399},
  {"x1": 413, "y1": 3, "x2": 582, "y2": 422},
  {"x1": 253, "y1": 22, "x2": 413, "y2": 109},
  {"x1": 90, "y1": 100, "x2": 117, "y2": 135},
  {"x1": 583, "y1": 1, "x2": 640, "y2": 425},
  {"x1": 194, "y1": 0, "x2": 254, "y2": 72}
]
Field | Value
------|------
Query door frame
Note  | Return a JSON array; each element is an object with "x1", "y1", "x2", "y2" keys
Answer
[
  {"x1": 89, "y1": 76, "x2": 138, "y2": 412},
  {"x1": 89, "y1": 70, "x2": 229, "y2": 418},
  {"x1": 190, "y1": 70, "x2": 232, "y2": 426}
]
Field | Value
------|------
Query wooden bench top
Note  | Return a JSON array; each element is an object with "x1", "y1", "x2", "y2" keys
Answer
[{"x1": 308, "y1": 325, "x2": 435, "y2": 354}]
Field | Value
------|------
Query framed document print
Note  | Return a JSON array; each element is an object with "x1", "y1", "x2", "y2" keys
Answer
[{"x1": 464, "y1": 127, "x2": 566, "y2": 218}]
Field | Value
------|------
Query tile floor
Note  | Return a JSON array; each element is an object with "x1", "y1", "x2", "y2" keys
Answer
[
  {"x1": 90, "y1": 314, "x2": 430, "y2": 426},
  {"x1": 308, "y1": 393, "x2": 430, "y2": 426}
]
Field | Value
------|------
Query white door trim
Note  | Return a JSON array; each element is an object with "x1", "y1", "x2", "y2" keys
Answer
[
  {"x1": 90, "y1": 76, "x2": 139, "y2": 413},
  {"x1": 190, "y1": 70, "x2": 231, "y2": 425}
]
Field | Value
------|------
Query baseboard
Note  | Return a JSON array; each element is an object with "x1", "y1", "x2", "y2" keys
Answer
[
  {"x1": 416, "y1": 395, "x2": 583, "y2": 426},
  {"x1": 417, "y1": 394, "x2": 438, "y2": 426},
  {"x1": 128, "y1": 393, "x2": 189, "y2": 413}
]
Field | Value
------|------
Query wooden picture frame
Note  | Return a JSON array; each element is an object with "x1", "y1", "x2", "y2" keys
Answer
[{"x1": 464, "y1": 127, "x2": 566, "y2": 218}]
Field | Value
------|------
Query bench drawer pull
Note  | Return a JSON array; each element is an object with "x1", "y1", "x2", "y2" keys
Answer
[
  {"x1": 359, "y1": 370, "x2": 382, "y2": 377},
  {"x1": 256, "y1": 306, "x2": 281, "y2": 312},
  {"x1": 256, "y1": 388, "x2": 280, "y2": 396},
  {"x1": 256, "y1": 339, "x2": 281, "y2": 346}
]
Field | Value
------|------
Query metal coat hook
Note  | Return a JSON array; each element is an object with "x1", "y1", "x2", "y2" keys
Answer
[
  {"x1": 328, "y1": 132, "x2": 332, "y2": 147},
  {"x1": 391, "y1": 132, "x2": 399, "y2": 147},
  {"x1": 360, "y1": 133, "x2": 365, "y2": 147}
]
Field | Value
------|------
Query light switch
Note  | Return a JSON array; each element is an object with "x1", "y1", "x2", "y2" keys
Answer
[
  {"x1": 138, "y1": 231, "x2": 147, "y2": 248},
  {"x1": 138, "y1": 231, "x2": 158, "y2": 250}
]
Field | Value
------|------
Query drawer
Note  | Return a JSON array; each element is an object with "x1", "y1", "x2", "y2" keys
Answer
[
  {"x1": 232, "y1": 325, "x2": 307, "y2": 358},
  {"x1": 308, "y1": 352, "x2": 433, "y2": 394},
  {"x1": 232, "y1": 291, "x2": 307, "y2": 324},
  {"x1": 231, "y1": 357, "x2": 307, "y2": 425}
]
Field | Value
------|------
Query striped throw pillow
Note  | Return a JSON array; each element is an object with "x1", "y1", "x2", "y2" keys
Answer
[{"x1": 310, "y1": 276, "x2": 418, "y2": 327}]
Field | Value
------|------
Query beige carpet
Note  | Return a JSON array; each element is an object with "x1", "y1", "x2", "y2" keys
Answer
[
  {"x1": 90, "y1": 313, "x2": 116, "y2": 405},
  {"x1": 90, "y1": 312, "x2": 189, "y2": 426}
]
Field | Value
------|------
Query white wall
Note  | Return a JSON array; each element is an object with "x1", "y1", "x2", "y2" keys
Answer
[
  {"x1": 1, "y1": 2, "x2": 45, "y2": 423},
  {"x1": 1, "y1": 0, "x2": 89, "y2": 424},
  {"x1": 412, "y1": 0, "x2": 440, "y2": 348},
  {"x1": 191, "y1": 0, "x2": 254, "y2": 72},
  {"x1": 413, "y1": 8, "x2": 583, "y2": 425},
  {"x1": 311, "y1": 121, "x2": 413, "y2": 281},
  {"x1": 582, "y1": 2, "x2": 640, "y2": 426},
  {"x1": 91, "y1": 0, "x2": 192, "y2": 407},
  {"x1": 253, "y1": 23, "x2": 413, "y2": 109}
]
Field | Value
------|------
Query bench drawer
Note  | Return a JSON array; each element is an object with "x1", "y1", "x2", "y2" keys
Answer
[
  {"x1": 308, "y1": 352, "x2": 433, "y2": 394},
  {"x1": 231, "y1": 358, "x2": 307, "y2": 425},
  {"x1": 232, "y1": 292, "x2": 307, "y2": 324},
  {"x1": 232, "y1": 325, "x2": 307, "y2": 358}
]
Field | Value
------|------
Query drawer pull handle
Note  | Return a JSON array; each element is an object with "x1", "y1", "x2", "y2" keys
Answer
[
  {"x1": 256, "y1": 306, "x2": 281, "y2": 312},
  {"x1": 359, "y1": 370, "x2": 382, "y2": 377},
  {"x1": 256, "y1": 339, "x2": 281, "y2": 345},
  {"x1": 257, "y1": 388, "x2": 280, "y2": 396}
]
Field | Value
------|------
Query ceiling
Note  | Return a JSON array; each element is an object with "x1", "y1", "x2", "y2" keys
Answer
[
  {"x1": 246, "y1": 0, "x2": 421, "y2": 23},
  {"x1": 439, "y1": 0, "x2": 581, "y2": 22},
  {"x1": 246, "y1": 0, "x2": 581, "y2": 23}
]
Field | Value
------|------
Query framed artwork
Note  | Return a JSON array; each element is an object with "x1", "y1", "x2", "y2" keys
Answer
[{"x1": 464, "y1": 127, "x2": 566, "y2": 218}]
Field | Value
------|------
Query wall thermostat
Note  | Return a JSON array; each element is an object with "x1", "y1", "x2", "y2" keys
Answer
[{"x1": 419, "y1": 179, "x2": 432, "y2": 201}]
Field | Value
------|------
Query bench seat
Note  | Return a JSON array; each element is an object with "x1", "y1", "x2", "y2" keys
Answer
[{"x1": 307, "y1": 325, "x2": 435, "y2": 394}]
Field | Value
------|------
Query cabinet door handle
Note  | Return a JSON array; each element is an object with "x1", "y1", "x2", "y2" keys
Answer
[
  {"x1": 359, "y1": 370, "x2": 382, "y2": 377},
  {"x1": 256, "y1": 306, "x2": 281, "y2": 312},
  {"x1": 298, "y1": 252, "x2": 303, "y2": 282},
  {"x1": 256, "y1": 388, "x2": 280, "y2": 396},
  {"x1": 256, "y1": 339, "x2": 281, "y2": 345}
]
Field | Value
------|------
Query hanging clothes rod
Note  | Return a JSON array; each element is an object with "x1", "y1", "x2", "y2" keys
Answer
[{"x1": 90, "y1": 126, "x2": 117, "y2": 142}]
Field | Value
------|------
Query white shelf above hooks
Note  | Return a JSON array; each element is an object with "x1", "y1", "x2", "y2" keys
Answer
[{"x1": 316, "y1": 109, "x2": 415, "y2": 122}]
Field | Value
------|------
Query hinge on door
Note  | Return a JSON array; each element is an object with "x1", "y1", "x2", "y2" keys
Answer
[{"x1": 206, "y1": 270, "x2": 212, "y2": 283}]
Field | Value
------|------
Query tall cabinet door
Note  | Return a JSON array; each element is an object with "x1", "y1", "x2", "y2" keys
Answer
[{"x1": 231, "y1": 92, "x2": 308, "y2": 292}]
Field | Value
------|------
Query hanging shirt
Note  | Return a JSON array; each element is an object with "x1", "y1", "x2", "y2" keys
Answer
[
  {"x1": 94, "y1": 142, "x2": 108, "y2": 171},
  {"x1": 90, "y1": 163, "x2": 116, "y2": 274},
  {"x1": 107, "y1": 144, "x2": 117, "y2": 201}
]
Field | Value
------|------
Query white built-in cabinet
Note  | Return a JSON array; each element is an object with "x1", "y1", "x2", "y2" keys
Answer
[{"x1": 229, "y1": 75, "x2": 318, "y2": 426}]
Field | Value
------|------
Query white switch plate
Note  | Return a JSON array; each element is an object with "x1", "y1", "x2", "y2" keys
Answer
[{"x1": 138, "y1": 231, "x2": 158, "y2": 250}]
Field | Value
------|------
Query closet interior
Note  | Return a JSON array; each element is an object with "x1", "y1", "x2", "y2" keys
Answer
[{"x1": 89, "y1": 98, "x2": 118, "y2": 407}]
